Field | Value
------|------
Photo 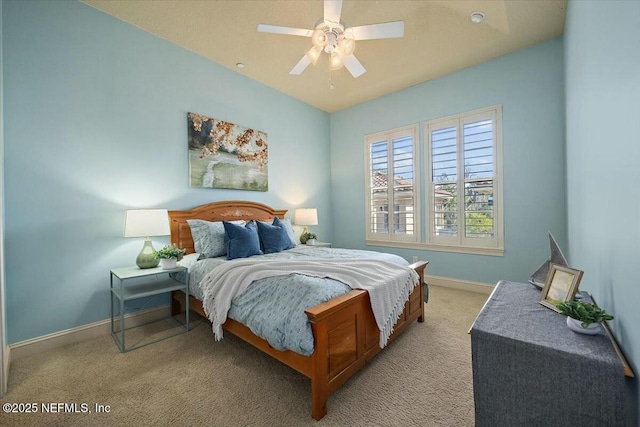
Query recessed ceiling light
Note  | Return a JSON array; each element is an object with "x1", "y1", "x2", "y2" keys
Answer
[
  {"x1": 471, "y1": 12, "x2": 485, "y2": 24},
  {"x1": 236, "y1": 63, "x2": 245, "y2": 69}
]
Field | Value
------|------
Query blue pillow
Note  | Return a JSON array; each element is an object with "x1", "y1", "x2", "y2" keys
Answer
[
  {"x1": 257, "y1": 217, "x2": 295, "y2": 254},
  {"x1": 223, "y1": 220, "x2": 263, "y2": 260}
]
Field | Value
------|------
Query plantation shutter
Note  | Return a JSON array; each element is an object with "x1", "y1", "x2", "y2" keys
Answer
[
  {"x1": 392, "y1": 134, "x2": 415, "y2": 237},
  {"x1": 365, "y1": 125, "x2": 419, "y2": 243},
  {"x1": 463, "y1": 114, "x2": 495, "y2": 240},
  {"x1": 427, "y1": 107, "x2": 500, "y2": 249},
  {"x1": 369, "y1": 139, "x2": 389, "y2": 236},
  {"x1": 430, "y1": 123, "x2": 458, "y2": 240}
]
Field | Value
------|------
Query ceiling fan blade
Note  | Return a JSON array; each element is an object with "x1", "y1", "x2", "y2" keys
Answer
[
  {"x1": 348, "y1": 21, "x2": 404, "y2": 40},
  {"x1": 289, "y1": 55, "x2": 312, "y2": 75},
  {"x1": 324, "y1": 0, "x2": 343, "y2": 25},
  {"x1": 342, "y1": 54, "x2": 366, "y2": 78},
  {"x1": 257, "y1": 24, "x2": 313, "y2": 37}
]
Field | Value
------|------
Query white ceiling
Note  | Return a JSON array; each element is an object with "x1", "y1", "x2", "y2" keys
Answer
[{"x1": 83, "y1": 0, "x2": 567, "y2": 113}]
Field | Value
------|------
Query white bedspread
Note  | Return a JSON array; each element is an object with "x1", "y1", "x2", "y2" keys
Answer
[{"x1": 200, "y1": 258, "x2": 419, "y2": 349}]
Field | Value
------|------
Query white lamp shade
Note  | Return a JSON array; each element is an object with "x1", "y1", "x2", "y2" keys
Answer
[
  {"x1": 124, "y1": 209, "x2": 170, "y2": 238},
  {"x1": 294, "y1": 208, "x2": 318, "y2": 226}
]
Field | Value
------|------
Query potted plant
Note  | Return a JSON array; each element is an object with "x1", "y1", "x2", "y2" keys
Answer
[
  {"x1": 153, "y1": 244, "x2": 186, "y2": 269},
  {"x1": 556, "y1": 300, "x2": 613, "y2": 335},
  {"x1": 300, "y1": 232, "x2": 317, "y2": 245}
]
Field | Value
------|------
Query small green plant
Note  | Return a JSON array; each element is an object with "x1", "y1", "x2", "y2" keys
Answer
[
  {"x1": 300, "y1": 232, "x2": 317, "y2": 244},
  {"x1": 153, "y1": 244, "x2": 186, "y2": 260},
  {"x1": 556, "y1": 300, "x2": 613, "y2": 329}
]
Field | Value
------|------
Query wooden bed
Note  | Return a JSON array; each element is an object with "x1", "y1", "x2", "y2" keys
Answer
[{"x1": 168, "y1": 200, "x2": 428, "y2": 420}]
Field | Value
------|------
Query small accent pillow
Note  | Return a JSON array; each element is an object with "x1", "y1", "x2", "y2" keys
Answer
[
  {"x1": 223, "y1": 220, "x2": 263, "y2": 260},
  {"x1": 279, "y1": 218, "x2": 297, "y2": 247},
  {"x1": 187, "y1": 219, "x2": 244, "y2": 259},
  {"x1": 257, "y1": 217, "x2": 295, "y2": 254}
]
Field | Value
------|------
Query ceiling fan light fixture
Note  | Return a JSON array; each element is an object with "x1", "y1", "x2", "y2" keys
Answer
[
  {"x1": 338, "y1": 38, "x2": 356, "y2": 57},
  {"x1": 343, "y1": 27, "x2": 354, "y2": 39},
  {"x1": 311, "y1": 28, "x2": 328, "y2": 48},
  {"x1": 306, "y1": 46, "x2": 322, "y2": 65},
  {"x1": 257, "y1": 0, "x2": 404, "y2": 78},
  {"x1": 329, "y1": 53, "x2": 344, "y2": 71}
]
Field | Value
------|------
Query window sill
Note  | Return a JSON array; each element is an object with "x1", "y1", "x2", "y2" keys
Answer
[{"x1": 365, "y1": 240, "x2": 504, "y2": 257}]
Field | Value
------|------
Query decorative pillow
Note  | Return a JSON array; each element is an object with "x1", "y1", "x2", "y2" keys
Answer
[
  {"x1": 257, "y1": 217, "x2": 296, "y2": 254},
  {"x1": 187, "y1": 219, "x2": 244, "y2": 259},
  {"x1": 279, "y1": 217, "x2": 297, "y2": 247},
  {"x1": 223, "y1": 220, "x2": 263, "y2": 260}
]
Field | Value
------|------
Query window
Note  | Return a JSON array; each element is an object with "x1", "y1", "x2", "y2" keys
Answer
[
  {"x1": 363, "y1": 106, "x2": 503, "y2": 256},
  {"x1": 426, "y1": 105, "x2": 503, "y2": 253},
  {"x1": 365, "y1": 125, "x2": 419, "y2": 243}
]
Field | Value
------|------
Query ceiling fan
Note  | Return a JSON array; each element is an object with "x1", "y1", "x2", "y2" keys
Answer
[{"x1": 257, "y1": 0, "x2": 404, "y2": 78}]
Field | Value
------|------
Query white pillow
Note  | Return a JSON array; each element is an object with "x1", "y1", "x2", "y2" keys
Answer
[
  {"x1": 187, "y1": 219, "x2": 245, "y2": 258},
  {"x1": 279, "y1": 218, "x2": 297, "y2": 246}
]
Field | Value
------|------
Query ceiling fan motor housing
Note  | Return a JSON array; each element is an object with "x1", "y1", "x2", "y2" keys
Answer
[{"x1": 313, "y1": 20, "x2": 349, "y2": 54}]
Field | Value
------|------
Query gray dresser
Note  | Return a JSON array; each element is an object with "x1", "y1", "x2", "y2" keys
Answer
[{"x1": 470, "y1": 280, "x2": 629, "y2": 427}]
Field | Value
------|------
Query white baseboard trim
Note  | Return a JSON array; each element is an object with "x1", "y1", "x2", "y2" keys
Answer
[
  {"x1": 9, "y1": 305, "x2": 168, "y2": 361},
  {"x1": 3, "y1": 345, "x2": 9, "y2": 396},
  {"x1": 425, "y1": 274, "x2": 494, "y2": 294}
]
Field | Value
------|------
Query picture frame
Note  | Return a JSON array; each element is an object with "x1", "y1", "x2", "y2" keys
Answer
[
  {"x1": 539, "y1": 264, "x2": 583, "y2": 312},
  {"x1": 187, "y1": 112, "x2": 268, "y2": 191}
]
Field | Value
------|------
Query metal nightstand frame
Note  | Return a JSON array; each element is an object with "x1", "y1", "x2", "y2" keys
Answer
[{"x1": 110, "y1": 266, "x2": 190, "y2": 352}]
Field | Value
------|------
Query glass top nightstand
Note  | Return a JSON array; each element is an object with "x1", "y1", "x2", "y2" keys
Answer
[
  {"x1": 306, "y1": 241, "x2": 332, "y2": 248},
  {"x1": 110, "y1": 266, "x2": 189, "y2": 352}
]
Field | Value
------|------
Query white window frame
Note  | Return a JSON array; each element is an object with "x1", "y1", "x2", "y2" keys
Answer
[
  {"x1": 424, "y1": 105, "x2": 504, "y2": 255},
  {"x1": 364, "y1": 124, "x2": 420, "y2": 244}
]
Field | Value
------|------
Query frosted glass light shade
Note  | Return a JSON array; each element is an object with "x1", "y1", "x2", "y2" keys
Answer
[
  {"x1": 338, "y1": 38, "x2": 356, "y2": 57},
  {"x1": 311, "y1": 29, "x2": 327, "y2": 48},
  {"x1": 329, "y1": 53, "x2": 343, "y2": 71},
  {"x1": 294, "y1": 208, "x2": 318, "y2": 226},
  {"x1": 306, "y1": 46, "x2": 322, "y2": 65}
]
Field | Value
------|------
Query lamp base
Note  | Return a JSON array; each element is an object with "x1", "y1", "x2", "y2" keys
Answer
[
  {"x1": 300, "y1": 226, "x2": 309, "y2": 244},
  {"x1": 136, "y1": 238, "x2": 159, "y2": 269}
]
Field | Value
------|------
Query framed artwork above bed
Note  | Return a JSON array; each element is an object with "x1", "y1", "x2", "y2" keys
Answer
[{"x1": 187, "y1": 112, "x2": 268, "y2": 191}]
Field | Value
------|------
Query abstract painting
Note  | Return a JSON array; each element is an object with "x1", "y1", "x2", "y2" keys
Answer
[{"x1": 187, "y1": 112, "x2": 268, "y2": 191}]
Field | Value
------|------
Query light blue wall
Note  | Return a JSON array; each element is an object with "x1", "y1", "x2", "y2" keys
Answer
[
  {"x1": 565, "y1": 0, "x2": 640, "y2": 418},
  {"x1": 1, "y1": 0, "x2": 7, "y2": 376},
  {"x1": 330, "y1": 38, "x2": 566, "y2": 285},
  {"x1": 2, "y1": 0, "x2": 330, "y2": 344}
]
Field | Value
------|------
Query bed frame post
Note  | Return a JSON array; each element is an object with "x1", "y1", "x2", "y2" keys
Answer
[
  {"x1": 310, "y1": 321, "x2": 329, "y2": 420},
  {"x1": 409, "y1": 261, "x2": 428, "y2": 323}
]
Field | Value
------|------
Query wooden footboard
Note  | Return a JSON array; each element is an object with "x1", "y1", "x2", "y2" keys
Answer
[{"x1": 172, "y1": 260, "x2": 427, "y2": 420}]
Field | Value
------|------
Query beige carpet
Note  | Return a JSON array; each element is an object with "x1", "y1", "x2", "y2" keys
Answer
[{"x1": 0, "y1": 286, "x2": 488, "y2": 427}]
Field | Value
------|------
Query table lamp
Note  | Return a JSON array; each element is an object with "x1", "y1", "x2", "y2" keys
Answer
[
  {"x1": 294, "y1": 208, "x2": 318, "y2": 237},
  {"x1": 124, "y1": 209, "x2": 170, "y2": 269}
]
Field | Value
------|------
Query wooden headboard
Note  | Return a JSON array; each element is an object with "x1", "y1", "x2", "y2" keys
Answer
[{"x1": 168, "y1": 200, "x2": 288, "y2": 254}]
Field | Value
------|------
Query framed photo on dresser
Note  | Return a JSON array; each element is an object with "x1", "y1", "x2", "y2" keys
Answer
[{"x1": 539, "y1": 264, "x2": 583, "y2": 312}]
